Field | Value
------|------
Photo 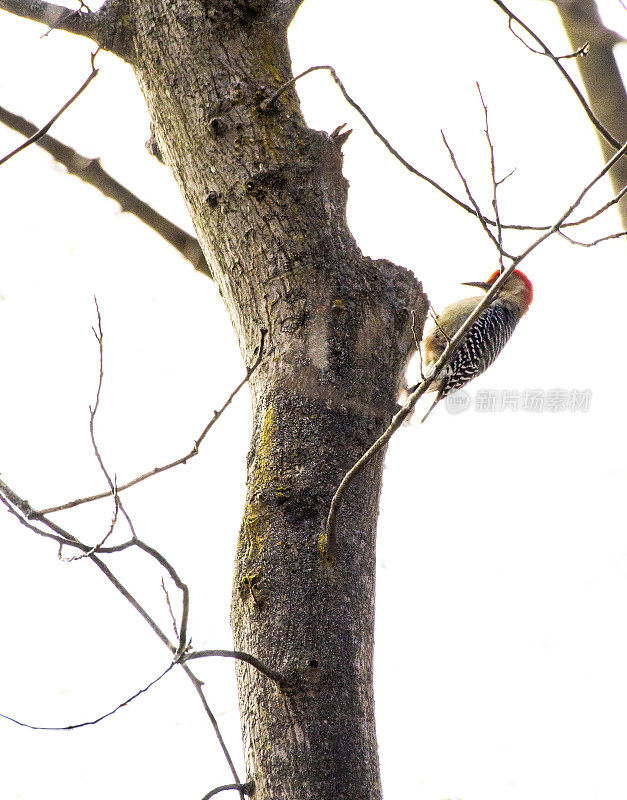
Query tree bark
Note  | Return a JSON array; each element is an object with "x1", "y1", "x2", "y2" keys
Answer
[
  {"x1": 123, "y1": 1, "x2": 426, "y2": 797},
  {"x1": 0, "y1": 0, "x2": 427, "y2": 795},
  {"x1": 552, "y1": 0, "x2": 627, "y2": 224}
]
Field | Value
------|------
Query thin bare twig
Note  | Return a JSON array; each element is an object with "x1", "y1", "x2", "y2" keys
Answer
[
  {"x1": 58, "y1": 488, "x2": 119, "y2": 561},
  {"x1": 183, "y1": 649, "x2": 287, "y2": 685},
  {"x1": 559, "y1": 40, "x2": 590, "y2": 60},
  {"x1": 85, "y1": 301, "x2": 140, "y2": 556},
  {"x1": 161, "y1": 577, "x2": 180, "y2": 639},
  {"x1": 323, "y1": 134, "x2": 627, "y2": 547},
  {"x1": 441, "y1": 129, "x2": 513, "y2": 260},
  {"x1": 568, "y1": 182, "x2": 627, "y2": 227},
  {"x1": 1, "y1": 485, "x2": 173, "y2": 649},
  {"x1": 180, "y1": 663, "x2": 243, "y2": 795},
  {"x1": 427, "y1": 307, "x2": 450, "y2": 347},
  {"x1": 493, "y1": 0, "x2": 621, "y2": 150},
  {"x1": 477, "y1": 83, "x2": 515, "y2": 272},
  {"x1": 0, "y1": 478, "x2": 242, "y2": 785},
  {"x1": 0, "y1": 487, "x2": 136, "y2": 555},
  {"x1": 40, "y1": 328, "x2": 268, "y2": 514},
  {"x1": 87, "y1": 305, "x2": 192, "y2": 653},
  {"x1": 549, "y1": 136, "x2": 627, "y2": 228},
  {"x1": 0, "y1": 306, "x2": 248, "y2": 779},
  {"x1": 136, "y1": 538, "x2": 190, "y2": 655},
  {"x1": 508, "y1": 17, "x2": 589, "y2": 60},
  {"x1": 558, "y1": 228, "x2": 627, "y2": 246},
  {"x1": 262, "y1": 65, "x2": 487, "y2": 219},
  {"x1": 410, "y1": 309, "x2": 425, "y2": 381},
  {"x1": 89, "y1": 546, "x2": 177, "y2": 651},
  {"x1": 260, "y1": 62, "x2": 619, "y2": 236},
  {"x1": 0, "y1": 302, "x2": 240, "y2": 768},
  {"x1": 0, "y1": 662, "x2": 176, "y2": 730},
  {"x1": 0, "y1": 303, "x2": 256, "y2": 779},
  {"x1": 0, "y1": 52, "x2": 99, "y2": 167}
]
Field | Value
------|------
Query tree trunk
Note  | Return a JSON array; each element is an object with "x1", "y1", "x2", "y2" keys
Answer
[
  {"x1": 125, "y1": 1, "x2": 427, "y2": 797},
  {"x1": 552, "y1": 0, "x2": 627, "y2": 224}
]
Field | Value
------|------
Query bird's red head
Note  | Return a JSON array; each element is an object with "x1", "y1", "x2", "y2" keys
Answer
[
  {"x1": 486, "y1": 268, "x2": 532, "y2": 297},
  {"x1": 488, "y1": 269, "x2": 533, "y2": 310},
  {"x1": 463, "y1": 269, "x2": 533, "y2": 315}
]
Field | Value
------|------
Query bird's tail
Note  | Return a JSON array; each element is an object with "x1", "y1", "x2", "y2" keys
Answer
[{"x1": 420, "y1": 393, "x2": 441, "y2": 424}]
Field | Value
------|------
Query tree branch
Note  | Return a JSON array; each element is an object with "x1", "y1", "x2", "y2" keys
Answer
[
  {"x1": 478, "y1": 83, "x2": 515, "y2": 273},
  {"x1": 558, "y1": 227, "x2": 627, "y2": 246},
  {"x1": 0, "y1": 0, "x2": 97, "y2": 37},
  {"x1": 262, "y1": 63, "x2": 590, "y2": 235},
  {"x1": 183, "y1": 649, "x2": 287, "y2": 686},
  {"x1": 179, "y1": 662, "x2": 243, "y2": 793},
  {"x1": 440, "y1": 129, "x2": 513, "y2": 259},
  {"x1": 261, "y1": 64, "x2": 488, "y2": 222},
  {"x1": 0, "y1": 300, "x2": 270, "y2": 784},
  {"x1": 39, "y1": 328, "x2": 267, "y2": 514},
  {"x1": 551, "y1": 0, "x2": 627, "y2": 225},
  {"x1": 508, "y1": 15, "x2": 589, "y2": 60},
  {"x1": 0, "y1": 55, "x2": 98, "y2": 167},
  {"x1": 202, "y1": 783, "x2": 255, "y2": 800},
  {"x1": 0, "y1": 477, "x2": 243, "y2": 785},
  {"x1": 491, "y1": 0, "x2": 622, "y2": 150},
  {"x1": 0, "y1": 0, "x2": 133, "y2": 59},
  {"x1": 0, "y1": 661, "x2": 176, "y2": 730},
  {"x1": 0, "y1": 104, "x2": 212, "y2": 277},
  {"x1": 138, "y1": 539, "x2": 190, "y2": 655},
  {"x1": 323, "y1": 134, "x2": 627, "y2": 547}
]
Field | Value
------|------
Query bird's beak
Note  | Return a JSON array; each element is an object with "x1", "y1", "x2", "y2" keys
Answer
[{"x1": 461, "y1": 281, "x2": 491, "y2": 291}]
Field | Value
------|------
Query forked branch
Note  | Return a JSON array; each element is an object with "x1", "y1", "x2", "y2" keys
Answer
[
  {"x1": 262, "y1": 62, "x2": 623, "y2": 236},
  {"x1": 491, "y1": 0, "x2": 621, "y2": 150},
  {"x1": 0, "y1": 53, "x2": 98, "y2": 167},
  {"x1": 324, "y1": 135, "x2": 627, "y2": 547},
  {"x1": 39, "y1": 328, "x2": 267, "y2": 514},
  {"x1": 0, "y1": 0, "x2": 133, "y2": 58},
  {"x1": 0, "y1": 0, "x2": 97, "y2": 37}
]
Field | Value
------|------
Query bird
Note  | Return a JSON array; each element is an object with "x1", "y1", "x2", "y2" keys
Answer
[{"x1": 420, "y1": 268, "x2": 533, "y2": 422}]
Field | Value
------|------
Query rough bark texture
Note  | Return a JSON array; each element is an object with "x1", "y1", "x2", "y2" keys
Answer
[
  {"x1": 0, "y1": 0, "x2": 428, "y2": 794},
  {"x1": 121, "y1": 1, "x2": 427, "y2": 798},
  {"x1": 2, "y1": 0, "x2": 627, "y2": 794},
  {"x1": 552, "y1": 0, "x2": 627, "y2": 224}
]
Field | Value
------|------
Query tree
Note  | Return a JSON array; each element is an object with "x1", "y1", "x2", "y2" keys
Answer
[
  {"x1": 1, "y1": 1, "x2": 626, "y2": 799},
  {"x1": 552, "y1": 0, "x2": 627, "y2": 222}
]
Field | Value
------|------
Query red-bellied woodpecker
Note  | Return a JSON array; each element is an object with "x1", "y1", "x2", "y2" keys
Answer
[{"x1": 420, "y1": 269, "x2": 533, "y2": 422}]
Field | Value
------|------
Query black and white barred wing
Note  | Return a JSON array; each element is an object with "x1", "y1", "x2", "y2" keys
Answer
[{"x1": 437, "y1": 302, "x2": 521, "y2": 398}]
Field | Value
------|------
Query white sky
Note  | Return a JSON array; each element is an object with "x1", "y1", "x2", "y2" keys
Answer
[{"x1": 1, "y1": 1, "x2": 627, "y2": 799}]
